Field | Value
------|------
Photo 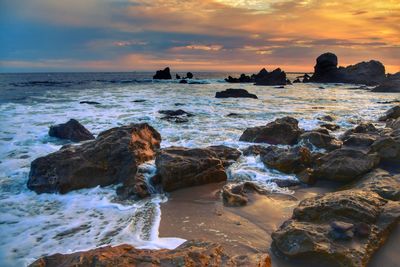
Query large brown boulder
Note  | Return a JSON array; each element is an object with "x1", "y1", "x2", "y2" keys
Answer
[
  {"x1": 28, "y1": 123, "x2": 161, "y2": 194},
  {"x1": 48, "y1": 119, "x2": 94, "y2": 142},
  {"x1": 29, "y1": 240, "x2": 271, "y2": 267},
  {"x1": 369, "y1": 136, "x2": 400, "y2": 164},
  {"x1": 239, "y1": 117, "x2": 302, "y2": 145},
  {"x1": 259, "y1": 146, "x2": 313, "y2": 174},
  {"x1": 299, "y1": 131, "x2": 342, "y2": 151},
  {"x1": 155, "y1": 147, "x2": 228, "y2": 192},
  {"x1": 312, "y1": 148, "x2": 379, "y2": 182},
  {"x1": 272, "y1": 189, "x2": 400, "y2": 267}
]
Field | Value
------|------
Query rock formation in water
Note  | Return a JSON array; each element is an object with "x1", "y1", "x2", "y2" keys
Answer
[
  {"x1": 372, "y1": 72, "x2": 400, "y2": 92},
  {"x1": 153, "y1": 67, "x2": 172, "y2": 79},
  {"x1": 215, "y1": 88, "x2": 258, "y2": 99},
  {"x1": 309, "y1": 52, "x2": 386, "y2": 85},
  {"x1": 225, "y1": 68, "x2": 288, "y2": 85},
  {"x1": 28, "y1": 123, "x2": 161, "y2": 194},
  {"x1": 48, "y1": 119, "x2": 95, "y2": 142}
]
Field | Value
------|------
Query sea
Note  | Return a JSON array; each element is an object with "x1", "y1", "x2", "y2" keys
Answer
[{"x1": 0, "y1": 72, "x2": 398, "y2": 266}]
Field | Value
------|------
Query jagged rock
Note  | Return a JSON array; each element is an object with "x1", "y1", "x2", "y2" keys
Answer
[
  {"x1": 353, "y1": 169, "x2": 400, "y2": 201},
  {"x1": 155, "y1": 147, "x2": 227, "y2": 192},
  {"x1": 378, "y1": 105, "x2": 400, "y2": 121},
  {"x1": 222, "y1": 182, "x2": 267, "y2": 206},
  {"x1": 369, "y1": 136, "x2": 400, "y2": 164},
  {"x1": 320, "y1": 123, "x2": 340, "y2": 131},
  {"x1": 207, "y1": 145, "x2": 241, "y2": 167},
  {"x1": 153, "y1": 67, "x2": 172, "y2": 79},
  {"x1": 176, "y1": 74, "x2": 181, "y2": 79},
  {"x1": 254, "y1": 68, "x2": 287, "y2": 86},
  {"x1": 309, "y1": 52, "x2": 385, "y2": 85},
  {"x1": 372, "y1": 72, "x2": 400, "y2": 92},
  {"x1": 312, "y1": 148, "x2": 379, "y2": 182},
  {"x1": 215, "y1": 89, "x2": 258, "y2": 99},
  {"x1": 239, "y1": 117, "x2": 302, "y2": 145},
  {"x1": 298, "y1": 131, "x2": 342, "y2": 151},
  {"x1": 116, "y1": 173, "x2": 150, "y2": 200},
  {"x1": 48, "y1": 119, "x2": 94, "y2": 142},
  {"x1": 272, "y1": 189, "x2": 399, "y2": 267},
  {"x1": 29, "y1": 240, "x2": 271, "y2": 267},
  {"x1": 225, "y1": 73, "x2": 253, "y2": 83},
  {"x1": 341, "y1": 122, "x2": 380, "y2": 140},
  {"x1": 28, "y1": 123, "x2": 161, "y2": 194},
  {"x1": 259, "y1": 146, "x2": 312, "y2": 174},
  {"x1": 342, "y1": 133, "x2": 377, "y2": 148}
]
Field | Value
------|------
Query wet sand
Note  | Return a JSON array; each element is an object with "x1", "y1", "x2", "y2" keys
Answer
[{"x1": 159, "y1": 182, "x2": 399, "y2": 267}]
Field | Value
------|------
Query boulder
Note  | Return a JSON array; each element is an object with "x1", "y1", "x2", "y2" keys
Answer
[
  {"x1": 215, "y1": 89, "x2": 258, "y2": 99},
  {"x1": 353, "y1": 169, "x2": 400, "y2": 201},
  {"x1": 207, "y1": 145, "x2": 242, "y2": 167},
  {"x1": 342, "y1": 133, "x2": 377, "y2": 148},
  {"x1": 372, "y1": 72, "x2": 400, "y2": 93},
  {"x1": 298, "y1": 131, "x2": 342, "y2": 151},
  {"x1": 116, "y1": 173, "x2": 150, "y2": 200},
  {"x1": 272, "y1": 189, "x2": 399, "y2": 267},
  {"x1": 28, "y1": 123, "x2": 161, "y2": 194},
  {"x1": 320, "y1": 123, "x2": 340, "y2": 131},
  {"x1": 259, "y1": 146, "x2": 312, "y2": 174},
  {"x1": 254, "y1": 68, "x2": 287, "y2": 86},
  {"x1": 369, "y1": 136, "x2": 400, "y2": 164},
  {"x1": 48, "y1": 119, "x2": 94, "y2": 142},
  {"x1": 378, "y1": 105, "x2": 400, "y2": 121},
  {"x1": 239, "y1": 117, "x2": 302, "y2": 145},
  {"x1": 155, "y1": 147, "x2": 227, "y2": 192},
  {"x1": 29, "y1": 240, "x2": 271, "y2": 267},
  {"x1": 317, "y1": 115, "x2": 336, "y2": 122},
  {"x1": 341, "y1": 122, "x2": 380, "y2": 140},
  {"x1": 312, "y1": 148, "x2": 379, "y2": 182},
  {"x1": 186, "y1": 72, "x2": 194, "y2": 79},
  {"x1": 153, "y1": 67, "x2": 172, "y2": 79},
  {"x1": 159, "y1": 109, "x2": 194, "y2": 123},
  {"x1": 222, "y1": 182, "x2": 267, "y2": 207},
  {"x1": 309, "y1": 52, "x2": 386, "y2": 85}
]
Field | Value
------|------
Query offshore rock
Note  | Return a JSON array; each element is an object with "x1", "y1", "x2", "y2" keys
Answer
[
  {"x1": 153, "y1": 67, "x2": 172, "y2": 79},
  {"x1": 48, "y1": 119, "x2": 94, "y2": 142},
  {"x1": 215, "y1": 88, "x2": 258, "y2": 99}
]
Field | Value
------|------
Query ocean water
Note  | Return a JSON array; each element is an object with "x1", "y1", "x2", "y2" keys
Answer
[{"x1": 0, "y1": 72, "x2": 398, "y2": 266}]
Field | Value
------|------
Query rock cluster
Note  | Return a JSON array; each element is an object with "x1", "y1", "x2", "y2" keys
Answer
[
  {"x1": 30, "y1": 240, "x2": 271, "y2": 267},
  {"x1": 225, "y1": 68, "x2": 288, "y2": 85}
]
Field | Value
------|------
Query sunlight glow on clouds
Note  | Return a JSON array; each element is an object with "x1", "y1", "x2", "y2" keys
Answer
[{"x1": 0, "y1": 0, "x2": 399, "y2": 72}]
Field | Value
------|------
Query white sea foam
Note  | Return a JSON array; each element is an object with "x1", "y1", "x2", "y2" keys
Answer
[{"x1": 0, "y1": 77, "x2": 396, "y2": 266}]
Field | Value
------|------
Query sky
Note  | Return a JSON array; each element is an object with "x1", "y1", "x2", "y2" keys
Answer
[{"x1": 0, "y1": 0, "x2": 399, "y2": 73}]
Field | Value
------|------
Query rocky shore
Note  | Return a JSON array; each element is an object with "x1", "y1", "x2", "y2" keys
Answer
[{"x1": 26, "y1": 101, "x2": 400, "y2": 266}]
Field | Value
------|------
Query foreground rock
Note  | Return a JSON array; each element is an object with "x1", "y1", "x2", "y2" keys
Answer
[
  {"x1": 369, "y1": 137, "x2": 400, "y2": 164},
  {"x1": 239, "y1": 117, "x2": 302, "y2": 145},
  {"x1": 153, "y1": 67, "x2": 172, "y2": 79},
  {"x1": 30, "y1": 240, "x2": 271, "y2": 267},
  {"x1": 272, "y1": 189, "x2": 400, "y2": 267},
  {"x1": 378, "y1": 105, "x2": 400, "y2": 121},
  {"x1": 48, "y1": 119, "x2": 94, "y2": 142},
  {"x1": 299, "y1": 130, "x2": 342, "y2": 151},
  {"x1": 215, "y1": 89, "x2": 258, "y2": 99},
  {"x1": 222, "y1": 182, "x2": 268, "y2": 206},
  {"x1": 309, "y1": 52, "x2": 385, "y2": 85},
  {"x1": 116, "y1": 173, "x2": 150, "y2": 200},
  {"x1": 372, "y1": 72, "x2": 400, "y2": 93},
  {"x1": 312, "y1": 148, "x2": 379, "y2": 182},
  {"x1": 155, "y1": 147, "x2": 232, "y2": 192},
  {"x1": 28, "y1": 123, "x2": 161, "y2": 194}
]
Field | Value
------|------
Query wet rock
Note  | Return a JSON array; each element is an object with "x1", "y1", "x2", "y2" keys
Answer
[
  {"x1": 341, "y1": 122, "x2": 380, "y2": 141},
  {"x1": 309, "y1": 52, "x2": 386, "y2": 85},
  {"x1": 239, "y1": 117, "x2": 302, "y2": 145},
  {"x1": 79, "y1": 101, "x2": 100, "y2": 105},
  {"x1": 369, "y1": 136, "x2": 400, "y2": 164},
  {"x1": 116, "y1": 173, "x2": 150, "y2": 200},
  {"x1": 372, "y1": 72, "x2": 400, "y2": 93},
  {"x1": 312, "y1": 148, "x2": 379, "y2": 182},
  {"x1": 254, "y1": 68, "x2": 287, "y2": 86},
  {"x1": 353, "y1": 169, "x2": 400, "y2": 201},
  {"x1": 179, "y1": 79, "x2": 188, "y2": 84},
  {"x1": 215, "y1": 88, "x2": 258, "y2": 99},
  {"x1": 378, "y1": 105, "x2": 400, "y2": 121},
  {"x1": 159, "y1": 109, "x2": 194, "y2": 123},
  {"x1": 386, "y1": 118, "x2": 400, "y2": 131},
  {"x1": 270, "y1": 178, "x2": 301, "y2": 187},
  {"x1": 259, "y1": 146, "x2": 312, "y2": 174},
  {"x1": 297, "y1": 168, "x2": 316, "y2": 185},
  {"x1": 242, "y1": 145, "x2": 268, "y2": 156},
  {"x1": 28, "y1": 123, "x2": 161, "y2": 194},
  {"x1": 155, "y1": 147, "x2": 227, "y2": 192},
  {"x1": 153, "y1": 67, "x2": 172, "y2": 79},
  {"x1": 186, "y1": 72, "x2": 193, "y2": 79},
  {"x1": 133, "y1": 99, "x2": 146, "y2": 103},
  {"x1": 298, "y1": 131, "x2": 342, "y2": 151},
  {"x1": 29, "y1": 239, "x2": 271, "y2": 267},
  {"x1": 222, "y1": 182, "x2": 267, "y2": 206},
  {"x1": 342, "y1": 133, "x2": 377, "y2": 148},
  {"x1": 48, "y1": 119, "x2": 95, "y2": 142},
  {"x1": 317, "y1": 115, "x2": 336, "y2": 122},
  {"x1": 272, "y1": 189, "x2": 399, "y2": 267},
  {"x1": 207, "y1": 145, "x2": 242, "y2": 167},
  {"x1": 293, "y1": 78, "x2": 301, "y2": 83},
  {"x1": 320, "y1": 123, "x2": 340, "y2": 131}
]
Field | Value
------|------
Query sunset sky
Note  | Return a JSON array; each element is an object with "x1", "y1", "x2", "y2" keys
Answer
[{"x1": 1, "y1": 0, "x2": 399, "y2": 73}]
